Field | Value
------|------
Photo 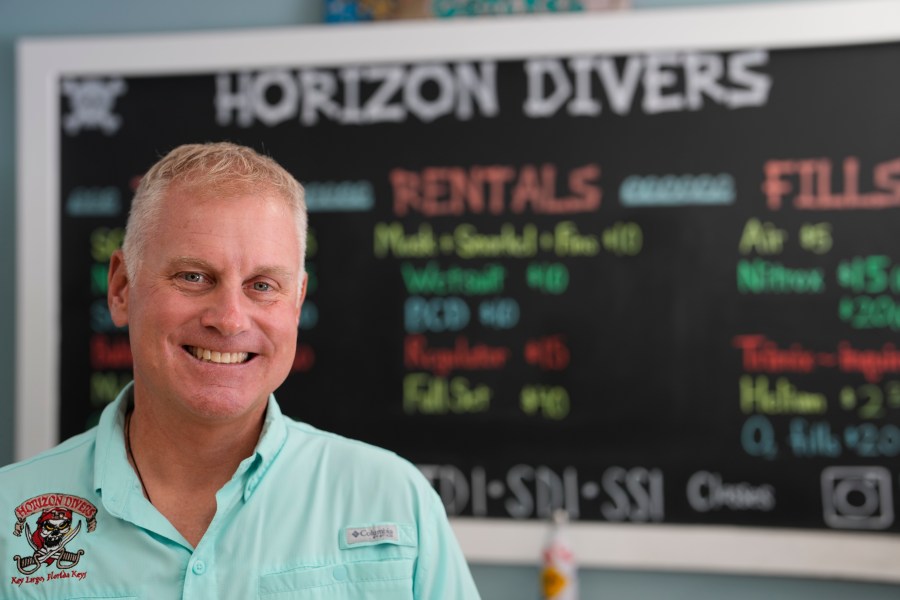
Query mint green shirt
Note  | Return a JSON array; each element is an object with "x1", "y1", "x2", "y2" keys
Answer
[{"x1": 0, "y1": 384, "x2": 480, "y2": 599}]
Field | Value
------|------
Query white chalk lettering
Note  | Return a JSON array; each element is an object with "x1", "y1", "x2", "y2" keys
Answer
[
  {"x1": 216, "y1": 62, "x2": 498, "y2": 127},
  {"x1": 523, "y1": 51, "x2": 770, "y2": 117}
]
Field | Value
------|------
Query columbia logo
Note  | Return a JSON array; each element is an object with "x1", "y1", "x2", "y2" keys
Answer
[{"x1": 345, "y1": 524, "x2": 399, "y2": 546}]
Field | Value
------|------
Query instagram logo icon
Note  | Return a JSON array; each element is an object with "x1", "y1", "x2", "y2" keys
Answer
[{"x1": 821, "y1": 466, "x2": 894, "y2": 530}]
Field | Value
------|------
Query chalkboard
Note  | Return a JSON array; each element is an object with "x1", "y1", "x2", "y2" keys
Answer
[{"x1": 18, "y1": 2, "x2": 900, "y2": 581}]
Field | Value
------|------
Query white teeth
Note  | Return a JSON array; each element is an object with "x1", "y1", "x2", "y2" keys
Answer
[{"x1": 190, "y1": 346, "x2": 249, "y2": 364}]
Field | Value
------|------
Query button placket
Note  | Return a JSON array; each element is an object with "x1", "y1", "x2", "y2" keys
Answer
[{"x1": 192, "y1": 559, "x2": 207, "y2": 575}]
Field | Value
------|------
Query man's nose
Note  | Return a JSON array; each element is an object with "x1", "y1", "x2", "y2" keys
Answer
[{"x1": 200, "y1": 285, "x2": 250, "y2": 336}]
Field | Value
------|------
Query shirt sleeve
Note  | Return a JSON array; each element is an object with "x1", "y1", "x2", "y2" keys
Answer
[{"x1": 413, "y1": 488, "x2": 482, "y2": 599}]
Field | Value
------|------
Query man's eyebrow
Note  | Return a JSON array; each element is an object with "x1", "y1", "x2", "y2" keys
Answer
[
  {"x1": 254, "y1": 265, "x2": 296, "y2": 281},
  {"x1": 167, "y1": 256, "x2": 215, "y2": 271},
  {"x1": 166, "y1": 257, "x2": 296, "y2": 280}
]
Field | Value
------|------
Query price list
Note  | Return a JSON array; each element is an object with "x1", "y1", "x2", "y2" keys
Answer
[{"x1": 58, "y1": 41, "x2": 900, "y2": 532}]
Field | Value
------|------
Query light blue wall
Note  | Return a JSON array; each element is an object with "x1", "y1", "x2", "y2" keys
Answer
[{"x1": 1, "y1": 1, "x2": 895, "y2": 598}]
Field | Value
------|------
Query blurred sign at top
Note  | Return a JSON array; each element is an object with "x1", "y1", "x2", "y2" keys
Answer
[{"x1": 324, "y1": 0, "x2": 630, "y2": 22}]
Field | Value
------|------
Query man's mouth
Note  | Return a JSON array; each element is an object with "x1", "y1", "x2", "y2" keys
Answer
[{"x1": 184, "y1": 345, "x2": 253, "y2": 364}]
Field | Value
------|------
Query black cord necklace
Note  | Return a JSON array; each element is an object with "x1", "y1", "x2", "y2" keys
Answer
[{"x1": 125, "y1": 412, "x2": 153, "y2": 505}]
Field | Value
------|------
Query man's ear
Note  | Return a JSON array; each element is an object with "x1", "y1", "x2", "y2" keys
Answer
[{"x1": 108, "y1": 249, "x2": 130, "y2": 327}]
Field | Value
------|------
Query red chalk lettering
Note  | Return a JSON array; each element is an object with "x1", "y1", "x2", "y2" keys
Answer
[{"x1": 391, "y1": 163, "x2": 600, "y2": 217}]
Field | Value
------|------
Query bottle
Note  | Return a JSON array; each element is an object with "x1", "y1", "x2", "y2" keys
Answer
[{"x1": 541, "y1": 509, "x2": 578, "y2": 600}]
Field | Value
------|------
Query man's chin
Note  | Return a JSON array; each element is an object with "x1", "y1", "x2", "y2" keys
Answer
[{"x1": 179, "y1": 391, "x2": 269, "y2": 423}]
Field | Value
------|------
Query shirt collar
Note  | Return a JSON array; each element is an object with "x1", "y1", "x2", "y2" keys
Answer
[
  {"x1": 243, "y1": 394, "x2": 288, "y2": 501},
  {"x1": 93, "y1": 381, "x2": 132, "y2": 510},
  {"x1": 93, "y1": 382, "x2": 289, "y2": 509}
]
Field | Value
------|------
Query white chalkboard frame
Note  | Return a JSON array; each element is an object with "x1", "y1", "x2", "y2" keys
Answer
[{"x1": 16, "y1": 0, "x2": 900, "y2": 582}]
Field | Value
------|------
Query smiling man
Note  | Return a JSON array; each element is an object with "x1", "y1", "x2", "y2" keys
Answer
[{"x1": 0, "y1": 142, "x2": 480, "y2": 599}]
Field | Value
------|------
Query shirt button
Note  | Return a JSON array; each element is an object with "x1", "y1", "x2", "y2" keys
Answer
[
  {"x1": 192, "y1": 560, "x2": 207, "y2": 575},
  {"x1": 332, "y1": 565, "x2": 348, "y2": 582}
]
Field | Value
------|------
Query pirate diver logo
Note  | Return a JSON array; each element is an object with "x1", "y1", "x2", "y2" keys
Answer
[
  {"x1": 61, "y1": 78, "x2": 127, "y2": 136},
  {"x1": 12, "y1": 494, "x2": 97, "y2": 575}
]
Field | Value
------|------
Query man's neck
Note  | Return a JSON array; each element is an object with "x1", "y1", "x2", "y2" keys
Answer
[{"x1": 124, "y1": 394, "x2": 266, "y2": 547}]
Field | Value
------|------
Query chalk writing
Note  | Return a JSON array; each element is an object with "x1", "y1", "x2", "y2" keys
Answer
[
  {"x1": 763, "y1": 157, "x2": 900, "y2": 210},
  {"x1": 524, "y1": 334, "x2": 570, "y2": 370},
  {"x1": 739, "y1": 375, "x2": 827, "y2": 415},
  {"x1": 836, "y1": 255, "x2": 900, "y2": 295},
  {"x1": 520, "y1": 385, "x2": 570, "y2": 419},
  {"x1": 686, "y1": 471, "x2": 776, "y2": 513},
  {"x1": 798, "y1": 222, "x2": 832, "y2": 254},
  {"x1": 839, "y1": 382, "x2": 900, "y2": 419},
  {"x1": 738, "y1": 218, "x2": 787, "y2": 255},
  {"x1": 403, "y1": 373, "x2": 492, "y2": 414},
  {"x1": 373, "y1": 223, "x2": 437, "y2": 258},
  {"x1": 404, "y1": 335, "x2": 510, "y2": 376},
  {"x1": 525, "y1": 262, "x2": 569, "y2": 294},
  {"x1": 620, "y1": 173, "x2": 735, "y2": 207},
  {"x1": 89, "y1": 334, "x2": 132, "y2": 369},
  {"x1": 391, "y1": 164, "x2": 600, "y2": 217},
  {"x1": 90, "y1": 227, "x2": 124, "y2": 262},
  {"x1": 839, "y1": 295, "x2": 900, "y2": 330},
  {"x1": 601, "y1": 222, "x2": 642, "y2": 256},
  {"x1": 401, "y1": 261, "x2": 506, "y2": 295},
  {"x1": 66, "y1": 187, "x2": 121, "y2": 217},
  {"x1": 737, "y1": 259, "x2": 825, "y2": 294},
  {"x1": 305, "y1": 180, "x2": 374, "y2": 212},
  {"x1": 216, "y1": 63, "x2": 498, "y2": 126},
  {"x1": 453, "y1": 224, "x2": 538, "y2": 258},
  {"x1": 787, "y1": 418, "x2": 842, "y2": 458},
  {"x1": 405, "y1": 296, "x2": 470, "y2": 332},
  {"x1": 90, "y1": 371, "x2": 131, "y2": 407},
  {"x1": 524, "y1": 51, "x2": 770, "y2": 117},
  {"x1": 734, "y1": 335, "x2": 900, "y2": 383},
  {"x1": 478, "y1": 298, "x2": 520, "y2": 329}
]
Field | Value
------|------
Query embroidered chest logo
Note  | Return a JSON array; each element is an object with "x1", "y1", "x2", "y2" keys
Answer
[{"x1": 11, "y1": 493, "x2": 97, "y2": 577}]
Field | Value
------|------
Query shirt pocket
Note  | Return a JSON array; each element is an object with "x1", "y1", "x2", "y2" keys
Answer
[{"x1": 258, "y1": 558, "x2": 414, "y2": 600}]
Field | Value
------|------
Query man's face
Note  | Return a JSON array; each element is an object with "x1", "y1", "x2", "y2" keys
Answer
[{"x1": 108, "y1": 184, "x2": 305, "y2": 423}]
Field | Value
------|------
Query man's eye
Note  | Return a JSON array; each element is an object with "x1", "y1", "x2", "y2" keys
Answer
[
  {"x1": 252, "y1": 281, "x2": 271, "y2": 292},
  {"x1": 181, "y1": 272, "x2": 205, "y2": 283}
]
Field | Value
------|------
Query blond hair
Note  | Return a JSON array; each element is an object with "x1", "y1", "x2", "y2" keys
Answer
[{"x1": 122, "y1": 142, "x2": 307, "y2": 282}]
